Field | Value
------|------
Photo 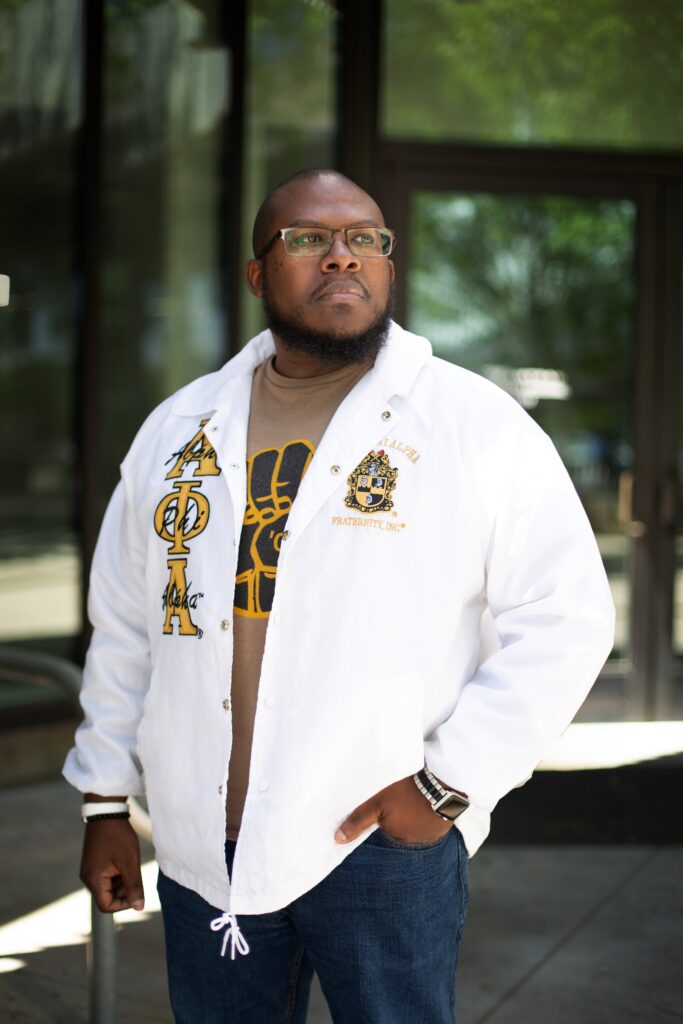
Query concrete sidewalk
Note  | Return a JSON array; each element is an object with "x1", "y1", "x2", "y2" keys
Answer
[{"x1": 1, "y1": 779, "x2": 681, "y2": 1023}]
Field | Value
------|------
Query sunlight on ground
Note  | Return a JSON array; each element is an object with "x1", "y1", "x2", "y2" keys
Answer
[
  {"x1": 0, "y1": 725, "x2": 681, "y2": 975},
  {"x1": 0, "y1": 859, "x2": 160, "y2": 972},
  {"x1": 540, "y1": 721, "x2": 683, "y2": 770},
  {"x1": 0, "y1": 957, "x2": 26, "y2": 972}
]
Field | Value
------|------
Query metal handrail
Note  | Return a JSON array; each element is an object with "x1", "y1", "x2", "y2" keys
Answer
[
  {"x1": 0, "y1": 645, "x2": 85, "y2": 716},
  {"x1": 0, "y1": 645, "x2": 152, "y2": 1024}
]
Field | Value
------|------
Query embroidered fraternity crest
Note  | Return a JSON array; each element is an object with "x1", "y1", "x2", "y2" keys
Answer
[{"x1": 344, "y1": 450, "x2": 398, "y2": 514}]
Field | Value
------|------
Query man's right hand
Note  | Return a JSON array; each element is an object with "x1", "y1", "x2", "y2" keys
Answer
[{"x1": 80, "y1": 818, "x2": 145, "y2": 913}]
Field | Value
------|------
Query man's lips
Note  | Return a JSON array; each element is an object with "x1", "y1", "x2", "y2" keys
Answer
[{"x1": 313, "y1": 281, "x2": 368, "y2": 302}]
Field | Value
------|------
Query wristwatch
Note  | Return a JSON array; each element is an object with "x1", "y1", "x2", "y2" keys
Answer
[{"x1": 413, "y1": 767, "x2": 470, "y2": 821}]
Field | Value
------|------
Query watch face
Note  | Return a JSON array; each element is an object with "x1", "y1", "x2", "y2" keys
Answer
[{"x1": 437, "y1": 794, "x2": 469, "y2": 821}]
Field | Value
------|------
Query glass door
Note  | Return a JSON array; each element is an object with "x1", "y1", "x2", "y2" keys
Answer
[
  {"x1": 384, "y1": 175, "x2": 662, "y2": 721},
  {"x1": 0, "y1": 0, "x2": 84, "y2": 660},
  {"x1": 669, "y1": 189, "x2": 683, "y2": 717}
]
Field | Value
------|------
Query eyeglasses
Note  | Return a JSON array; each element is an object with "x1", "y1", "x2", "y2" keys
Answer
[{"x1": 257, "y1": 226, "x2": 397, "y2": 259}]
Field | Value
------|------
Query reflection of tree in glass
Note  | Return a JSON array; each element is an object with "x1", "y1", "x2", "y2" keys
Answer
[
  {"x1": 384, "y1": 0, "x2": 683, "y2": 151},
  {"x1": 408, "y1": 191, "x2": 636, "y2": 526}
]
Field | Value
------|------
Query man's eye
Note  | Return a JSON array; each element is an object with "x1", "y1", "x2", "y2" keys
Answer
[
  {"x1": 350, "y1": 232, "x2": 376, "y2": 247},
  {"x1": 292, "y1": 232, "x2": 324, "y2": 246}
]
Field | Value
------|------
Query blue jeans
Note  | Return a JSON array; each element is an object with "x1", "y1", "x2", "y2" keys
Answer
[{"x1": 157, "y1": 826, "x2": 470, "y2": 1024}]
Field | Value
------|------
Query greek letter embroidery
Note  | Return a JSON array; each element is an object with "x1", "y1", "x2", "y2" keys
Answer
[{"x1": 155, "y1": 419, "x2": 220, "y2": 635}]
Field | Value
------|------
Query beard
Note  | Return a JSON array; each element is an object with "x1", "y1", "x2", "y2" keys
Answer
[{"x1": 262, "y1": 283, "x2": 394, "y2": 366}]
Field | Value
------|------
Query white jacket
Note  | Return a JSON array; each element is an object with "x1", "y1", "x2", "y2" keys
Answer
[{"x1": 64, "y1": 322, "x2": 615, "y2": 916}]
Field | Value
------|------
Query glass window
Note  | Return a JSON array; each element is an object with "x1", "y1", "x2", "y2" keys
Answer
[
  {"x1": 383, "y1": 0, "x2": 683, "y2": 151},
  {"x1": 0, "y1": 0, "x2": 83, "y2": 655},
  {"x1": 241, "y1": 0, "x2": 337, "y2": 342},
  {"x1": 408, "y1": 190, "x2": 637, "y2": 717},
  {"x1": 98, "y1": 0, "x2": 230, "y2": 513},
  {"x1": 672, "y1": 246, "x2": 683, "y2": 716}
]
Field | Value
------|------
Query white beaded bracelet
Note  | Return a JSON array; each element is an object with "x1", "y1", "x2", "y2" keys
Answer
[{"x1": 81, "y1": 801, "x2": 130, "y2": 822}]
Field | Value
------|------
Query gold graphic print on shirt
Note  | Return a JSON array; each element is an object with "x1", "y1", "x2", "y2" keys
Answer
[
  {"x1": 234, "y1": 440, "x2": 314, "y2": 618},
  {"x1": 154, "y1": 418, "x2": 220, "y2": 637}
]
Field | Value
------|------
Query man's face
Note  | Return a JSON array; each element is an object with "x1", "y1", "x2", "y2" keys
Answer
[{"x1": 246, "y1": 177, "x2": 395, "y2": 363}]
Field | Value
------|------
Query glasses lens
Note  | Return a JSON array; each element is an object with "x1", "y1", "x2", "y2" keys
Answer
[
  {"x1": 283, "y1": 228, "x2": 333, "y2": 256},
  {"x1": 346, "y1": 228, "x2": 394, "y2": 256}
]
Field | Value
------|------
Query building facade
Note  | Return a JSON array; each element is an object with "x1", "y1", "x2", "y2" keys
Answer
[{"x1": 1, "y1": 0, "x2": 683, "y2": 727}]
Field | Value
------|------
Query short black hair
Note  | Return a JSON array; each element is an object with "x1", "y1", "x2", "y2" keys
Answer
[{"x1": 251, "y1": 168, "x2": 372, "y2": 257}]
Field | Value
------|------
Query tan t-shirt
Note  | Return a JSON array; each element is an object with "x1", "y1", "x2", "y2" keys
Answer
[{"x1": 226, "y1": 355, "x2": 371, "y2": 839}]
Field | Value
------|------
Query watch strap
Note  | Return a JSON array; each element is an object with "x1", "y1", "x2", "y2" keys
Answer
[{"x1": 413, "y1": 767, "x2": 469, "y2": 820}]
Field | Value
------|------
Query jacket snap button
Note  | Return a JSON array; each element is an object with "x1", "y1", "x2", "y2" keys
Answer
[
  {"x1": 228, "y1": 463, "x2": 240, "y2": 470},
  {"x1": 381, "y1": 410, "x2": 391, "y2": 420},
  {"x1": 281, "y1": 530, "x2": 290, "y2": 541},
  {"x1": 222, "y1": 698, "x2": 231, "y2": 710},
  {"x1": 220, "y1": 619, "x2": 230, "y2": 631},
  {"x1": 330, "y1": 465, "x2": 341, "y2": 475},
  {"x1": 218, "y1": 784, "x2": 223, "y2": 795}
]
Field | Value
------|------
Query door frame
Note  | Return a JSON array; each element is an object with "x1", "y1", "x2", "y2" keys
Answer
[{"x1": 378, "y1": 143, "x2": 683, "y2": 719}]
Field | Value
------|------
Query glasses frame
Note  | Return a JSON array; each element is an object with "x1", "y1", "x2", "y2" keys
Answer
[{"x1": 257, "y1": 226, "x2": 397, "y2": 260}]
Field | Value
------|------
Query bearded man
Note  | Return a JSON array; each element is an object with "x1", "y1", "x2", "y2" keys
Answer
[{"x1": 64, "y1": 168, "x2": 614, "y2": 1024}]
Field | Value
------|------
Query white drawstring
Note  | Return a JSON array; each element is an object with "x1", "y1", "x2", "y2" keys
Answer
[{"x1": 210, "y1": 912, "x2": 251, "y2": 959}]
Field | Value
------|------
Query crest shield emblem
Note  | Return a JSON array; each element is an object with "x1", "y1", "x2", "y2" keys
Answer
[{"x1": 345, "y1": 450, "x2": 398, "y2": 514}]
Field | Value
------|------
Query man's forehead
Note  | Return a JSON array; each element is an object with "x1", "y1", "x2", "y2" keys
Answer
[{"x1": 269, "y1": 180, "x2": 384, "y2": 228}]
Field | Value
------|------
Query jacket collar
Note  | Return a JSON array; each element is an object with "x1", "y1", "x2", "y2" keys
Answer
[{"x1": 170, "y1": 321, "x2": 433, "y2": 418}]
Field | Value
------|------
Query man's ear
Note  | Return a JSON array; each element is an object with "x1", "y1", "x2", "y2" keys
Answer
[
  {"x1": 245, "y1": 259, "x2": 264, "y2": 298},
  {"x1": 388, "y1": 259, "x2": 396, "y2": 284}
]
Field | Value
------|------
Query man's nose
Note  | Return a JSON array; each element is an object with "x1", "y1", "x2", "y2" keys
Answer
[{"x1": 321, "y1": 233, "x2": 361, "y2": 272}]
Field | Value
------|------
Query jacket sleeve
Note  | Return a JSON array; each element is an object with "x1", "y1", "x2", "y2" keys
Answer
[
  {"x1": 62, "y1": 474, "x2": 150, "y2": 796},
  {"x1": 424, "y1": 422, "x2": 616, "y2": 814}
]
